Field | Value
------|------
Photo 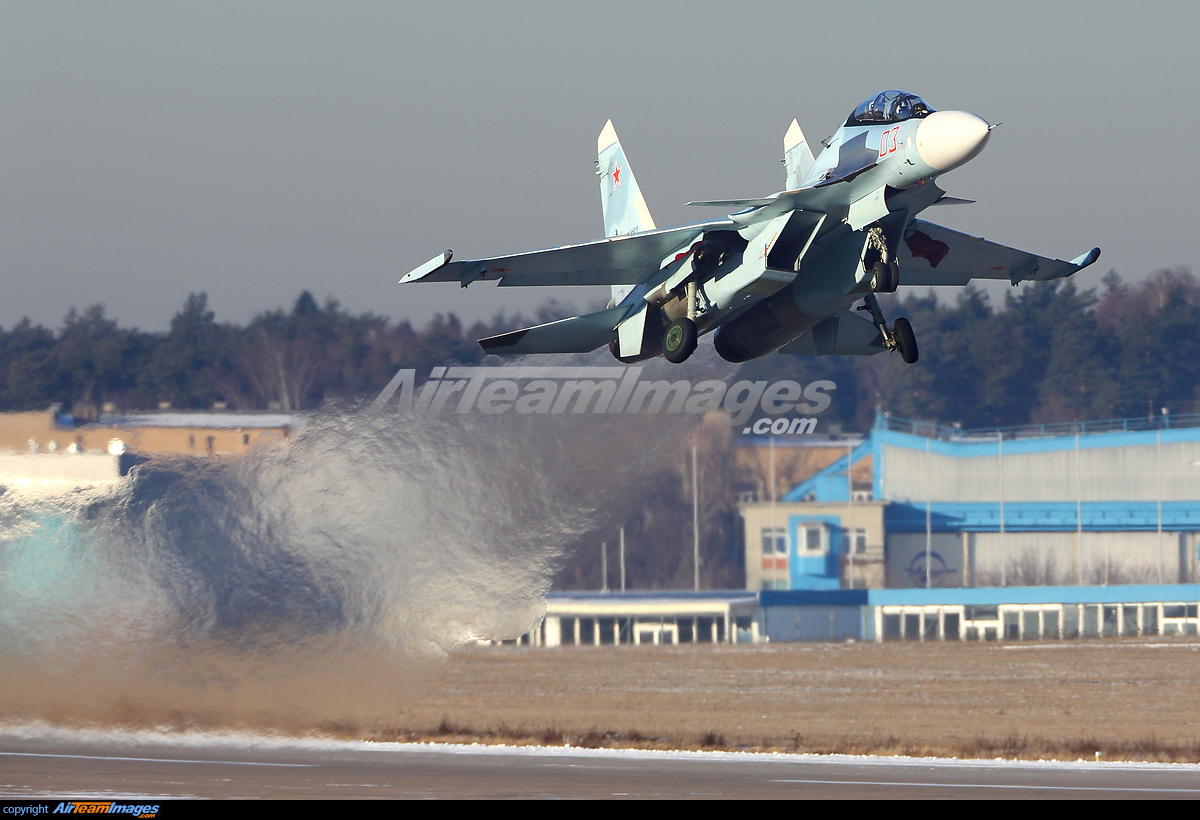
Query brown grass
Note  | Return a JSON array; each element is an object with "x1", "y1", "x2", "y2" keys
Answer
[{"x1": 370, "y1": 639, "x2": 1200, "y2": 763}]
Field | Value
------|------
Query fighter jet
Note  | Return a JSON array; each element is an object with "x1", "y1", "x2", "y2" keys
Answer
[{"x1": 401, "y1": 90, "x2": 1100, "y2": 365}]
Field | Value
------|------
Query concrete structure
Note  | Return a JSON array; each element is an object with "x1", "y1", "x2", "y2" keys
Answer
[
  {"x1": 758, "y1": 590, "x2": 868, "y2": 641},
  {"x1": 510, "y1": 585, "x2": 1200, "y2": 646},
  {"x1": 0, "y1": 409, "x2": 302, "y2": 491},
  {"x1": 0, "y1": 410, "x2": 298, "y2": 460},
  {"x1": 0, "y1": 451, "x2": 121, "y2": 492},
  {"x1": 740, "y1": 413, "x2": 1200, "y2": 591},
  {"x1": 757, "y1": 584, "x2": 1200, "y2": 642},
  {"x1": 864, "y1": 584, "x2": 1200, "y2": 641},
  {"x1": 512, "y1": 591, "x2": 760, "y2": 646}
]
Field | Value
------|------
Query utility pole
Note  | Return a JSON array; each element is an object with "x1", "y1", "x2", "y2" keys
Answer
[
  {"x1": 601, "y1": 541, "x2": 608, "y2": 593},
  {"x1": 769, "y1": 434, "x2": 778, "y2": 590},
  {"x1": 998, "y1": 432, "x2": 1006, "y2": 587},
  {"x1": 1157, "y1": 429, "x2": 1163, "y2": 584},
  {"x1": 692, "y1": 439, "x2": 700, "y2": 591},
  {"x1": 619, "y1": 525, "x2": 626, "y2": 592},
  {"x1": 1075, "y1": 432, "x2": 1083, "y2": 585},
  {"x1": 925, "y1": 435, "x2": 932, "y2": 590},
  {"x1": 846, "y1": 436, "x2": 854, "y2": 589}
]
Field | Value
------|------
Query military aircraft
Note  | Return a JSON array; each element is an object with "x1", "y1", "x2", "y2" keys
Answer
[{"x1": 401, "y1": 90, "x2": 1100, "y2": 365}]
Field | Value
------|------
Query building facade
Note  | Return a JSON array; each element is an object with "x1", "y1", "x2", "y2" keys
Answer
[
  {"x1": 0, "y1": 410, "x2": 297, "y2": 459},
  {"x1": 740, "y1": 414, "x2": 1200, "y2": 591}
]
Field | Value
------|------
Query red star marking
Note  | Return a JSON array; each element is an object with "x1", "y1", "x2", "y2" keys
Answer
[{"x1": 612, "y1": 163, "x2": 622, "y2": 187}]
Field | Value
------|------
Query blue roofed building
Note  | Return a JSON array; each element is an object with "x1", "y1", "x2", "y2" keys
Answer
[{"x1": 739, "y1": 413, "x2": 1200, "y2": 592}]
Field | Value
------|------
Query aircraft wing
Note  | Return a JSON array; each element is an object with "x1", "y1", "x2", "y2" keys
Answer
[
  {"x1": 401, "y1": 222, "x2": 730, "y2": 288},
  {"x1": 897, "y1": 220, "x2": 1101, "y2": 286}
]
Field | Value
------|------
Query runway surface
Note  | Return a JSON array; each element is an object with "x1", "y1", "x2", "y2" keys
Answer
[{"x1": 1, "y1": 730, "x2": 1198, "y2": 799}]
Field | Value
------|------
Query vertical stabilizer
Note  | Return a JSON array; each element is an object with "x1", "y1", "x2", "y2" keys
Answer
[
  {"x1": 784, "y1": 119, "x2": 815, "y2": 190},
  {"x1": 598, "y1": 120, "x2": 656, "y2": 304},
  {"x1": 598, "y1": 120, "x2": 656, "y2": 239}
]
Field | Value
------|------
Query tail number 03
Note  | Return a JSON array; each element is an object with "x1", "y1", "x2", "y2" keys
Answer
[{"x1": 878, "y1": 126, "x2": 900, "y2": 159}]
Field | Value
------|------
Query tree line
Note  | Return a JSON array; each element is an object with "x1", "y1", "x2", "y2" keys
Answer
[
  {"x1": 739, "y1": 267, "x2": 1200, "y2": 431},
  {"x1": 0, "y1": 267, "x2": 1195, "y2": 429},
  {"x1": 0, "y1": 292, "x2": 575, "y2": 418}
]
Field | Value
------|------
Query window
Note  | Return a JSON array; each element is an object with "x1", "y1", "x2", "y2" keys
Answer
[
  {"x1": 904, "y1": 613, "x2": 920, "y2": 640},
  {"x1": 803, "y1": 525, "x2": 824, "y2": 553},
  {"x1": 882, "y1": 613, "x2": 901, "y2": 641},
  {"x1": 944, "y1": 612, "x2": 960, "y2": 640},
  {"x1": 845, "y1": 527, "x2": 867, "y2": 554},
  {"x1": 965, "y1": 606, "x2": 999, "y2": 621},
  {"x1": 733, "y1": 483, "x2": 758, "y2": 504},
  {"x1": 760, "y1": 527, "x2": 787, "y2": 555}
]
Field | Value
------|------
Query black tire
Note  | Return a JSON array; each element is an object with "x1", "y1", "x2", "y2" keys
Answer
[
  {"x1": 663, "y1": 317, "x2": 698, "y2": 363},
  {"x1": 893, "y1": 317, "x2": 918, "y2": 364},
  {"x1": 870, "y1": 259, "x2": 899, "y2": 293}
]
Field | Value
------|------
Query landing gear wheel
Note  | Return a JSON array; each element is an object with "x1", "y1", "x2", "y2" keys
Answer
[
  {"x1": 893, "y1": 317, "x2": 918, "y2": 364},
  {"x1": 870, "y1": 259, "x2": 899, "y2": 293},
  {"x1": 663, "y1": 317, "x2": 698, "y2": 363}
]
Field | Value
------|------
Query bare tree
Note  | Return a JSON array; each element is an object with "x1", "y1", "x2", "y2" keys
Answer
[{"x1": 238, "y1": 326, "x2": 323, "y2": 411}]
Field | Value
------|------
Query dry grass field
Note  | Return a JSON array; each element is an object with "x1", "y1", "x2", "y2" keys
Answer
[{"x1": 381, "y1": 639, "x2": 1200, "y2": 762}]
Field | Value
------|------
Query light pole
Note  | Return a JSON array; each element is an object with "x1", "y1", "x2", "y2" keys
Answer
[
  {"x1": 692, "y1": 439, "x2": 700, "y2": 591},
  {"x1": 619, "y1": 525, "x2": 626, "y2": 592}
]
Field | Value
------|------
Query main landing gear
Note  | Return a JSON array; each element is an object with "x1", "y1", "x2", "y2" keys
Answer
[
  {"x1": 664, "y1": 317, "x2": 697, "y2": 363},
  {"x1": 664, "y1": 280, "x2": 700, "y2": 363},
  {"x1": 869, "y1": 258, "x2": 900, "y2": 293},
  {"x1": 858, "y1": 293, "x2": 919, "y2": 364},
  {"x1": 865, "y1": 227, "x2": 899, "y2": 293}
]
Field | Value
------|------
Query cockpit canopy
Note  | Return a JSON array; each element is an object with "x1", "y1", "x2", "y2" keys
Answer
[{"x1": 846, "y1": 91, "x2": 934, "y2": 126}]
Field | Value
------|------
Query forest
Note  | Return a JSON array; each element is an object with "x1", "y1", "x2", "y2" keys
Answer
[{"x1": 2, "y1": 267, "x2": 1195, "y2": 430}]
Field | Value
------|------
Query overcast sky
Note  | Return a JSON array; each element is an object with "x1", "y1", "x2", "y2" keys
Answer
[{"x1": 1, "y1": 1, "x2": 1197, "y2": 331}]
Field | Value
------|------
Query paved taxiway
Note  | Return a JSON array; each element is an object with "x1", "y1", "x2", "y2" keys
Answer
[{"x1": 1, "y1": 733, "x2": 1198, "y2": 799}]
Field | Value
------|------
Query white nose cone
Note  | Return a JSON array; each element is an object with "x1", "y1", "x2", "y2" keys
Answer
[{"x1": 916, "y1": 111, "x2": 990, "y2": 172}]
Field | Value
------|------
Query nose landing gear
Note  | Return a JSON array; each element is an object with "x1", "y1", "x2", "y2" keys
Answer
[
  {"x1": 891, "y1": 316, "x2": 919, "y2": 364},
  {"x1": 858, "y1": 293, "x2": 919, "y2": 364}
]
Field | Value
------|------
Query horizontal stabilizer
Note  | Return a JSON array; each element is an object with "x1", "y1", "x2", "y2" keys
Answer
[
  {"x1": 478, "y1": 305, "x2": 630, "y2": 355},
  {"x1": 686, "y1": 197, "x2": 778, "y2": 208},
  {"x1": 931, "y1": 195, "x2": 976, "y2": 206},
  {"x1": 777, "y1": 311, "x2": 884, "y2": 357}
]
